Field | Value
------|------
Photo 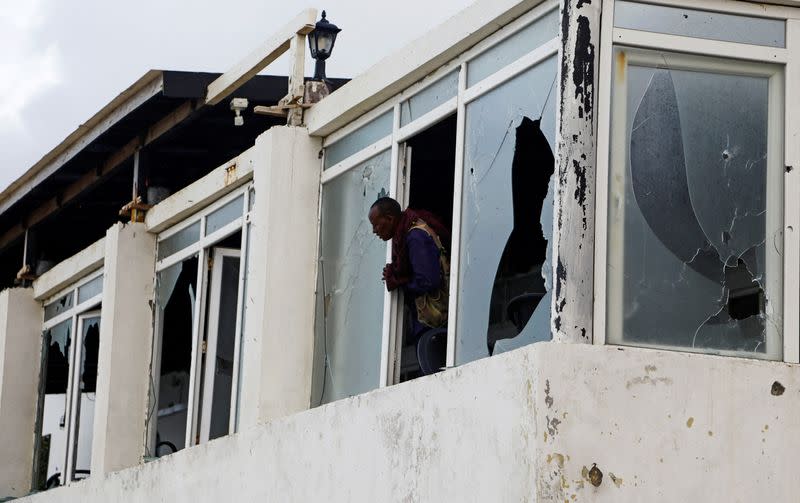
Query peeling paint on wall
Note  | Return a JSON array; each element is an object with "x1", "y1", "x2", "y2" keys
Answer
[{"x1": 551, "y1": 0, "x2": 600, "y2": 344}]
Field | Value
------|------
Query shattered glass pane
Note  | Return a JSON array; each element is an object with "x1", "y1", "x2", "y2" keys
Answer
[
  {"x1": 44, "y1": 292, "x2": 74, "y2": 322},
  {"x1": 158, "y1": 221, "x2": 201, "y2": 260},
  {"x1": 315, "y1": 150, "x2": 391, "y2": 404},
  {"x1": 400, "y1": 70, "x2": 459, "y2": 127},
  {"x1": 467, "y1": 8, "x2": 558, "y2": 88},
  {"x1": 608, "y1": 50, "x2": 782, "y2": 359},
  {"x1": 77, "y1": 275, "x2": 103, "y2": 304},
  {"x1": 152, "y1": 256, "x2": 198, "y2": 453},
  {"x1": 39, "y1": 319, "x2": 71, "y2": 482},
  {"x1": 72, "y1": 315, "x2": 100, "y2": 480},
  {"x1": 614, "y1": 1, "x2": 786, "y2": 48},
  {"x1": 324, "y1": 111, "x2": 393, "y2": 169},
  {"x1": 456, "y1": 56, "x2": 557, "y2": 365},
  {"x1": 205, "y1": 195, "x2": 244, "y2": 236}
]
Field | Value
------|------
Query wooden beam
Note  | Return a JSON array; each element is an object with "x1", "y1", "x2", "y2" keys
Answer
[
  {"x1": 205, "y1": 8, "x2": 317, "y2": 106},
  {"x1": 0, "y1": 100, "x2": 198, "y2": 252},
  {"x1": 0, "y1": 72, "x2": 164, "y2": 216}
]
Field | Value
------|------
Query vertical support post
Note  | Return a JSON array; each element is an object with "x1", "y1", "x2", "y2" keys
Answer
[
  {"x1": 91, "y1": 222, "x2": 156, "y2": 475},
  {"x1": 238, "y1": 126, "x2": 321, "y2": 428},
  {"x1": 132, "y1": 149, "x2": 141, "y2": 203},
  {"x1": 783, "y1": 19, "x2": 800, "y2": 363},
  {"x1": 287, "y1": 34, "x2": 306, "y2": 126},
  {"x1": 551, "y1": 0, "x2": 602, "y2": 343},
  {"x1": 0, "y1": 288, "x2": 42, "y2": 497},
  {"x1": 131, "y1": 149, "x2": 149, "y2": 222}
]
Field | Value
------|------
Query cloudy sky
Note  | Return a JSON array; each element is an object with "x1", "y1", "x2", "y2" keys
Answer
[{"x1": 0, "y1": 0, "x2": 472, "y2": 192}]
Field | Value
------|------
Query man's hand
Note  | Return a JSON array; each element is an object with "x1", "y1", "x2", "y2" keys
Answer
[{"x1": 382, "y1": 263, "x2": 406, "y2": 291}]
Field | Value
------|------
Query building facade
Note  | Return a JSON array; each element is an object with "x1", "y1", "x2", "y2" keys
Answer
[{"x1": 1, "y1": 0, "x2": 800, "y2": 501}]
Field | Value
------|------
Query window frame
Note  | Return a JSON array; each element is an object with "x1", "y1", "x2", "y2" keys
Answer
[
  {"x1": 36, "y1": 268, "x2": 103, "y2": 487},
  {"x1": 317, "y1": 0, "x2": 560, "y2": 392},
  {"x1": 149, "y1": 183, "x2": 253, "y2": 454},
  {"x1": 592, "y1": 0, "x2": 800, "y2": 363}
]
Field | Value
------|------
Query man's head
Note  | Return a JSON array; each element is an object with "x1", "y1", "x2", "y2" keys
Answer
[{"x1": 368, "y1": 197, "x2": 401, "y2": 241}]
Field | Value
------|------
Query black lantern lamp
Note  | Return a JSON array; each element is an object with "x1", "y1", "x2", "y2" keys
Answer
[{"x1": 308, "y1": 11, "x2": 341, "y2": 81}]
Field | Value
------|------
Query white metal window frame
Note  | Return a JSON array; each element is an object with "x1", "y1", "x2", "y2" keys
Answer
[
  {"x1": 592, "y1": 0, "x2": 800, "y2": 363},
  {"x1": 198, "y1": 246, "x2": 242, "y2": 444},
  {"x1": 42, "y1": 268, "x2": 104, "y2": 331},
  {"x1": 65, "y1": 310, "x2": 101, "y2": 482},
  {"x1": 150, "y1": 183, "x2": 252, "y2": 453},
  {"x1": 317, "y1": 0, "x2": 560, "y2": 389},
  {"x1": 39, "y1": 268, "x2": 103, "y2": 486}
]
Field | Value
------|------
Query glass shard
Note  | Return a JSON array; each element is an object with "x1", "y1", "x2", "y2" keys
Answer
[
  {"x1": 608, "y1": 49, "x2": 782, "y2": 359},
  {"x1": 457, "y1": 56, "x2": 557, "y2": 365}
]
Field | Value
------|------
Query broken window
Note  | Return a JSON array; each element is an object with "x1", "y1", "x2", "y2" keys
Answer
[
  {"x1": 606, "y1": 49, "x2": 784, "y2": 359},
  {"x1": 149, "y1": 186, "x2": 250, "y2": 456},
  {"x1": 455, "y1": 56, "x2": 557, "y2": 365},
  {"x1": 391, "y1": 115, "x2": 457, "y2": 382},
  {"x1": 614, "y1": 1, "x2": 786, "y2": 48},
  {"x1": 314, "y1": 150, "x2": 391, "y2": 404},
  {"x1": 34, "y1": 272, "x2": 103, "y2": 489},
  {"x1": 151, "y1": 257, "x2": 197, "y2": 455}
]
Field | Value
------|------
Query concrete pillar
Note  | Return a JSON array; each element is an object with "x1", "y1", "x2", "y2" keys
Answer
[
  {"x1": 0, "y1": 288, "x2": 43, "y2": 497},
  {"x1": 91, "y1": 222, "x2": 156, "y2": 475},
  {"x1": 551, "y1": 0, "x2": 602, "y2": 343},
  {"x1": 239, "y1": 126, "x2": 322, "y2": 428}
]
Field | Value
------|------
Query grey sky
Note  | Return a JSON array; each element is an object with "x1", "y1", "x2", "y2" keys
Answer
[{"x1": 0, "y1": 0, "x2": 472, "y2": 192}]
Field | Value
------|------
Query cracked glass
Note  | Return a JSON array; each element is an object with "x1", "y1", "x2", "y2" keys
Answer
[
  {"x1": 38, "y1": 319, "x2": 72, "y2": 484},
  {"x1": 607, "y1": 49, "x2": 783, "y2": 359},
  {"x1": 44, "y1": 292, "x2": 73, "y2": 322},
  {"x1": 150, "y1": 256, "x2": 198, "y2": 454},
  {"x1": 456, "y1": 56, "x2": 558, "y2": 365},
  {"x1": 71, "y1": 315, "x2": 100, "y2": 481},
  {"x1": 315, "y1": 150, "x2": 391, "y2": 404}
]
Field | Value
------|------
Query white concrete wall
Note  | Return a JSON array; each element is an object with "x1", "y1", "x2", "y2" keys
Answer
[
  {"x1": 239, "y1": 126, "x2": 322, "y2": 428},
  {"x1": 534, "y1": 344, "x2": 800, "y2": 501},
  {"x1": 0, "y1": 288, "x2": 42, "y2": 498},
  {"x1": 91, "y1": 223, "x2": 156, "y2": 476},
  {"x1": 15, "y1": 342, "x2": 800, "y2": 502}
]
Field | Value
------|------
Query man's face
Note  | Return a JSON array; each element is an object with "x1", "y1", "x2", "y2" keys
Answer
[{"x1": 368, "y1": 206, "x2": 396, "y2": 241}]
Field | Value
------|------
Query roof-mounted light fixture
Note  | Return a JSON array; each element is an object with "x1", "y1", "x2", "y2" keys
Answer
[{"x1": 308, "y1": 10, "x2": 341, "y2": 82}]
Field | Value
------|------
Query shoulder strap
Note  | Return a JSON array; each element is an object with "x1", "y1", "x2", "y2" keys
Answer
[{"x1": 408, "y1": 219, "x2": 445, "y2": 252}]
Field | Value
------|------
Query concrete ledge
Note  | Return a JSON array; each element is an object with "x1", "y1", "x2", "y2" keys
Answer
[
  {"x1": 33, "y1": 237, "x2": 105, "y2": 301},
  {"x1": 16, "y1": 343, "x2": 800, "y2": 502},
  {"x1": 145, "y1": 150, "x2": 255, "y2": 234}
]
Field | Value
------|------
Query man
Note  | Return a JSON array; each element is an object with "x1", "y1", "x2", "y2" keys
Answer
[{"x1": 368, "y1": 197, "x2": 450, "y2": 337}]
